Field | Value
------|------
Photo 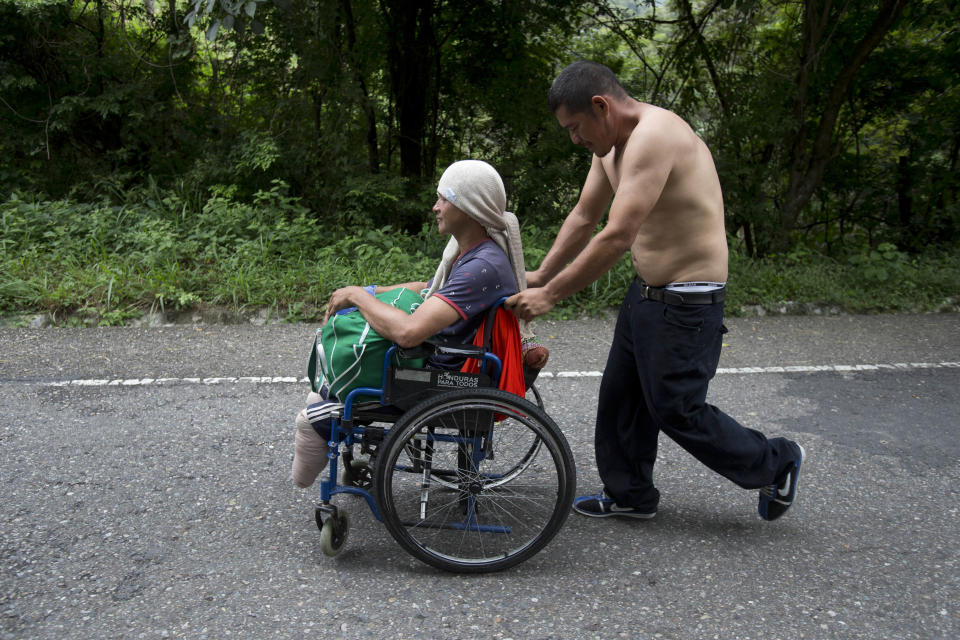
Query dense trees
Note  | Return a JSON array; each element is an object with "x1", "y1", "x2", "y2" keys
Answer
[{"x1": 2, "y1": 0, "x2": 957, "y2": 254}]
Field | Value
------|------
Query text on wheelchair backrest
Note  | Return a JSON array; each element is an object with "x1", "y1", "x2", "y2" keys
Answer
[{"x1": 436, "y1": 372, "x2": 481, "y2": 388}]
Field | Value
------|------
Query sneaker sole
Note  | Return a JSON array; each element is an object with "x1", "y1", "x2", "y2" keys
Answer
[{"x1": 572, "y1": 505, "x2": 656, "y2": 519}]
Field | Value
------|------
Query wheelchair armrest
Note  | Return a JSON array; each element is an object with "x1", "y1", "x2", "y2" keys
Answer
[
  {"x1": 432, "y1": 343, "x2": 487, "y2": 358},
  {"x1": 396, "y1": 343, "x2": 436, "y2": 360},
  {"x1": 416, "y1": 338, "x2": 487, "y2": 359},
  {"x1": 393, "y1": 340, "x2": 489, "y2": 367}
]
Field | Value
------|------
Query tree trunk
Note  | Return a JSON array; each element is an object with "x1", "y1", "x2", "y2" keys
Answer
[
  {"x1": 678, "y1": 0, "x2": 728, "y2": 117},
  {"x1": 312, "y1": 88, "x2": 325, "y2": 151},
  {"x1": 896, "y1": 154, "x2": 912, "y2": 227},
  {"x1": 379, "y1": 0, "x2": 435, "y2": 180},
  {"x1": 774, "y1": 0, "x2": 909, "y2": 251},
  {"x1": 341, "y1": 0, "x2": 380, "y2": 173},
  {"x1": 167, "y1": 0, "x2": 179, "y2": 34}
]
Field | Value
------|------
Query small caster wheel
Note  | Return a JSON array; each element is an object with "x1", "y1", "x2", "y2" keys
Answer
[
  {"x1": 319, "y1": 509, "x2": 350, "y2": 557},
  {"x1": 341, "y1": 459, "x2": 373, "y2": 489}
]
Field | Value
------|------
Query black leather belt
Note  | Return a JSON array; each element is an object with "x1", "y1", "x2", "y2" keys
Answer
[{"x1": 637, "y1": 279, "x2": 726, "y2": 305}]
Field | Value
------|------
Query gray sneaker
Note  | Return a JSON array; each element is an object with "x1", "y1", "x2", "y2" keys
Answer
[
  {"x1": 759, "y1": 444, "x2": 805, "y2": 521},
  {"x1": 572, "y1": 492, "x2": 656, "y2": 519}
]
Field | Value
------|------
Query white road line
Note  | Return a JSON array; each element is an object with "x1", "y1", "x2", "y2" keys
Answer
[{"x1": 18, "y1": 361, "x2": 960, "y2": 387}]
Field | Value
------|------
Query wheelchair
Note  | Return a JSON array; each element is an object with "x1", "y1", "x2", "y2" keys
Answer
[{"x1": 310, "y1": 298, "x2": 576, "y2": 573}]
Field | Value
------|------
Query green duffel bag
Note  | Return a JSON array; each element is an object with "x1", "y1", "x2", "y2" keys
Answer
[{"x1": 307, "y1": 287, "x2": 427, "y2": 401}]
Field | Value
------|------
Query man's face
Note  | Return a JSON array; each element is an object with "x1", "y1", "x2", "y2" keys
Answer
[
  {"x1": 555, "y1": 101, "x2": 612, "y2": 157},
  {"x1": 433, "y1": 195, "x2": 469, "y2": 236}
]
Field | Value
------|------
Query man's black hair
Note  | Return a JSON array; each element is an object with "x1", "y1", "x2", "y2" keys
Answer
[{"x1": 547, "y1": 60, "x2": 628, "y2": 114}]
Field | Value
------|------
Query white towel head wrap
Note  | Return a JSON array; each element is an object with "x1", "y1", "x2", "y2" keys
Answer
[
  {"x1": 425, "y1": 160, "x2": 530, "y2": 337},
  {"x1": 437, "y1": 159, "x2": 507, "y2": 230}
]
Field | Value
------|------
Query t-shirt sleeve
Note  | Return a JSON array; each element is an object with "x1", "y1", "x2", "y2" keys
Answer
[{"x1": 432, "y1": 256, "x2": 510, "y2": 323}]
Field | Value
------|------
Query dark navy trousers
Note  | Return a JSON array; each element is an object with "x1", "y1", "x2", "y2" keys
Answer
[{"x1": 595, "y1": 280, "x2": 799, "y2": 511}]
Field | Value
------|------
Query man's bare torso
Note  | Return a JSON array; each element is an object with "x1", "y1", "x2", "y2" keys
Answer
[{"x1": 600, "y1": 104, "x2": 728, "y2": 286}]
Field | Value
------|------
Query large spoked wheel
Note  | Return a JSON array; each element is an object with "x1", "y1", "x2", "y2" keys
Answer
[
  {"x1": 527, "y1": 383, "x2": 545, "y2": 411},
  {"x1": 399, "y1": 383, "x2": 548, "y2": 492},
  {"x1": 374, "y1": 387, "x2": 575, "y2": 573}
]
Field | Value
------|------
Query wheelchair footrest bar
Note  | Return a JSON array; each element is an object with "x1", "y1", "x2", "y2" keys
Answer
[
  {"x1": 400, "y1": 520, "x2": 511, "y2": 534},
  {"x1": 330, "y1": 486, "x2": 382, "y2": 521},
  {"x1": 392, "y1": 464, "x2": 506, "y2": 481}
]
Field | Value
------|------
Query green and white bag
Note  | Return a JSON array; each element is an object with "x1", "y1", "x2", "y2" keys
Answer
[{"x1": 307, "y1": 288, "x2": 427, "y2": 400}]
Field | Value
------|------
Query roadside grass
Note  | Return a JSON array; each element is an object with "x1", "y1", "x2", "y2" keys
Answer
[{"x1": 2, "y1": 191, "x2": 958, "y2": 326}]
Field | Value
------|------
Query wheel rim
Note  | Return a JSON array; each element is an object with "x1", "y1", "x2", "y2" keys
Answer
[
  {"x1": 376, "y1": 389, "x2": 574, "y2": 572},
  {"x1": 401, "y1": 434, "x2": 542, "y2": 490}
]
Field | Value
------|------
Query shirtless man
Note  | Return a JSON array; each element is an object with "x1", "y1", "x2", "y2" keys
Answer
[{"x1": 507, "y1": 61, "x2": 804, "y2": 521}]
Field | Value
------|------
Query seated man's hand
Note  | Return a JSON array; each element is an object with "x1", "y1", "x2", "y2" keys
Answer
[
  {"x1": 323, "y1": 286, "x2": 365, "y2": 324},
  {"x1": 506, "y1": 287, "x2": 557, "y2": 322}
]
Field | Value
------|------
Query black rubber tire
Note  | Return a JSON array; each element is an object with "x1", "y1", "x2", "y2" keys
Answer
[
  {"x1": 319, "y1": 509, "x2": 350, "y2": 557},
  {"x1": 374, "y1": 387, "x2": 575, "y2": 573}
]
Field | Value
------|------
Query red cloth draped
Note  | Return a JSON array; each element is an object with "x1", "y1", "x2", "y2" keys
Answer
[{"x1": 459, "y1": 307, "x2": 525, "y2": 397}]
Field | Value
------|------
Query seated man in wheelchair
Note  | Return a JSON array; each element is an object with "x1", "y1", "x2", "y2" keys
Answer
[{"x1": 292, "y1": 159, "x2": 547, "y2": 489}]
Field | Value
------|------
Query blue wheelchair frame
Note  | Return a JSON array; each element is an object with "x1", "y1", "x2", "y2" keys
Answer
[
  {"x1": 308, "y1": 296, "x2": 576, "y2": 573},
  {"x1": 315, "y1": 304, "x2": 505, "y2": 524}
]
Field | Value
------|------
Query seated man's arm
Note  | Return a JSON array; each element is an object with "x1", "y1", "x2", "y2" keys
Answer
[
  {"x1": 374, "y1": 281, "x2": 428, "y2": 294},
  {"x1": 325, "y1": 287, "x2": 458, "y2": 349}
]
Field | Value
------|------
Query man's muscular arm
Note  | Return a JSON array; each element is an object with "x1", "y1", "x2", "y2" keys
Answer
[
  {"x1": 527, "y1": 158, "x2": 613, "y2": 288},
  {"x1": 509, "y1": 116, "x2": 676, "y2": 320}
]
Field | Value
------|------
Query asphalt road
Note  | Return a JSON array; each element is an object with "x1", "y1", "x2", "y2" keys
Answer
[{"x1": 1, "y1": 312, "x2": 958, "y2": 639}]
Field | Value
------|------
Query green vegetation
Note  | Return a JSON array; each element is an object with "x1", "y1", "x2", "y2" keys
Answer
[
  {"x1": 1, "y1": 0, "x2": 958, "y2": 325},
  {"x1": 3, "y1": 190, "x2": 957, "y2": 326},
  {"x1": 0, "y1": 184, "x2": 443, "y2": 324}
]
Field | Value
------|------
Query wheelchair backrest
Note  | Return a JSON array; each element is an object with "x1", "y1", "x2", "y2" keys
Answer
[{"x1": 341, "y1": 297, "x2": 518, "y2": 419}]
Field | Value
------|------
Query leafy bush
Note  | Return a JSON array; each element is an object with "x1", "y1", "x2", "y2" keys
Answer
[
  {"x1": 3, "y1": 190, "x2": 959, "y2": 325},
  {"x1": 0, "y1": 187, "x2": 445, "y2": 321},
  {"x1": 727, "y1": 243, "x2": 960, "y2": 314}
]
